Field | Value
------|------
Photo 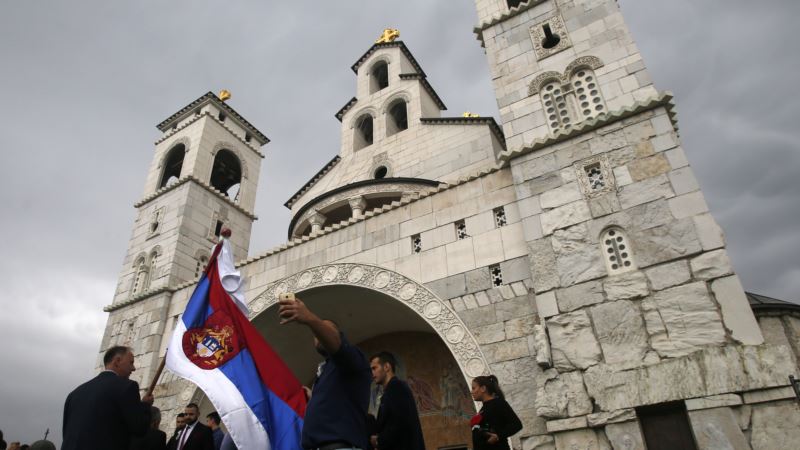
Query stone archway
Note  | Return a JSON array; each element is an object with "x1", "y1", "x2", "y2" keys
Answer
[{"x1": 247, "y1": 263, "x2": 490, "y2": 381}]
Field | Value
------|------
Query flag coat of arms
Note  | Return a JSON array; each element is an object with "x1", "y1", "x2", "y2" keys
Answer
[{"x1": 166, "y1": 238, "x2": 306, "y2": 450}]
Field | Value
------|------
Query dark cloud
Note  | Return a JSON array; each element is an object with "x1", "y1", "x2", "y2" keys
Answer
[{"x1": 0, "y1": 0, "x2": 797, "y2": 445}]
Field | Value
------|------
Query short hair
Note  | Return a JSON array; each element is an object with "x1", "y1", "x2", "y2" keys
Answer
[
  {"x1": 150, "y1": 406, "x2": 161, "y2": 424},
  {"x1": 370, "y1": 351, "x2": 397, "y2": 372},
  {"x1": 207, "y1": 411, "x2": 221, "y2": 425},
  {"x1": 177, "y1": 413, "x2": 186, "y2": 418},
  {"x1": 186, "y1": 403, "x2": 199, "y2": 412},
  {"x1": 103, "y1": 345, "x2": 131, "y2": 366}
]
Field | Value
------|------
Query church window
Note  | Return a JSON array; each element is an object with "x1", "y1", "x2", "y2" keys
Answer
[
  {"x1": 245, "y1": 133, "x2": 252, "y2": 143},
  {"x1": 585, "y1": 163, "x2": 605, "y2": 191},
  {"x1": 370, "y1": 61, "x2": 389, "y2": 94},
  {"x1": 148, "y1": 207, "x2": 165, "y2": 237},
  {"x1": 217, "y1": 111, "x2": 226, "y2": 122},
  {"x1": 601, "y1": 227, "x2": 636, "y2": 274},
  {"x1": 195, "y1": 254, "x2": 209, "y2": 279},
  {"x1": 571, "y1": 69, "x2": 606, "y2": 119},
  {"x1": 411, "y1": 234, "x2": 422, "y2": 254},
  {"x1": 540, "y1": 23, "x2": 561, "y2": 49},
  {"x1": 636, "y1": 402, "x2": 698, "y2": 450},
  {"x1": 148, "y1": 250, "x2": 159, "y2": 287},
  {"x1": 490, "y1": 264, "x2": 503, "y2": 286},
  {"x1": 541, "y1": 81, "x2": 572, "y2": 133},
  {"x1": 214, "y1": 220, "x2": 224, "y2": 237},
  {"x1": 159, "y1": 144, "x2": 185, "y2": 189},
  {"x1": 354, "y1": 114, "x2": 374, "y2": 151},
  {"x1": 374, "y1": 166, "x2": 388, "y2": 179},
  {"x1": 455, "y1": 220, "x2": 468, "y2": 240},
  {"x1": 494, "y1": 207, "x2": 507, "y2": 227},
  {"x1": 132, "y1": 257, "x2": 148, "y2": 297},
  {"x1": 210, "y1": 149, "x2": 242, "y2": 200},
  {"x1": 386, "y1": 100, "x2": 408, "y2": 136}
]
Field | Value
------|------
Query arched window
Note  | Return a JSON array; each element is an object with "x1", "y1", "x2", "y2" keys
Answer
[
  {"x1": 131, "y1": 257, "x2": 148, "y2": 296},
  {"x1": 386, "y1": 100, "x2": 408, "y2": 136},
  {"x1": 354, "y1": 115, "x2": 374, "y2": 151},
  {"x1": 148, "y1": 250, "x2": 159, "y2": 287},
  {"x1": 195, "y1": 254, "x2": 209, "y2": 279},
  {"x1": 370, "y1": 61, "x2": 389, "y2": 94},
  {"x1": 159, "y1": 144, "x2": 185, "y2": 188},
  {"x1": 601, "y1": 227, "x2": 636, "y2": 274},
  {"x1": 570, "y1": 68, "x2": 606, "y2": 120},
  {"x1": 210, "y1": 150, "x2": 242, "y2": 200},
  {"x1": 541, "y1": 81, "x2": 572, "y2": 133}
]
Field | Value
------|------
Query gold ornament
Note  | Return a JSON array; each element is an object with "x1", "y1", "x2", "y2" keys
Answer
[
  {"x1": 218, "y1": 90, "x2": 232, "y2": 102},
  {"x1": 376, "y1": 28, "x2": 400, "y2": 44},
  {"x1": 462, "y1": 112, "x2": 480, "y2": 118}
]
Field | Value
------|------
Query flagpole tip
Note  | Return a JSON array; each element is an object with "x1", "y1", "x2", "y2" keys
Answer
[{"x1": 221, "y1": 228, "x2": 232, "y2": 238}]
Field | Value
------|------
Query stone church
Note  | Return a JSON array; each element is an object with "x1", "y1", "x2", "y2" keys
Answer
[{"x1": 98, "y1": 0, "x2": 800, "y2": 449}]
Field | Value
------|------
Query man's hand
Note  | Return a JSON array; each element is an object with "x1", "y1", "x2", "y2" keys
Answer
[
  {"x1": 142, "y1": 392, "x2": 154, "y2": 405},
  {"x1": 370, "y1": 434, "x2": 378, "y2": 449},
  {"x1": 278, "y1": 297, "x2": 317, "y2": 325},
  {"x1": 486, "y1": 432, "x2": 499, "y2": 444}
]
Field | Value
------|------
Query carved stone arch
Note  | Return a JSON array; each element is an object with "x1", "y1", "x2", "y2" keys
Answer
[
  {"x1": 366, "y1": 54, "x2": 392, "y2": 73},
  {"x1": 248, "y1": 263, "x2": 491, "y2": 381},
  {"x1": 157, "y1": 137, "x2": 191, "y2": 169},
  {"x1": 348, "y1": 107, "x2": 379, "y2": 130},
  {"x1": 379, "y1": 91, "x2": 412, "y2": 113},
  {"x1": 528, "y1": 71, "x2": 563, "y2": 96},
  {"x1": 210, "y1": 142, "x2": 249, "y2": 180},
  {"x1": 564, "y1": 55, "x2": 604, "y2": 79}
]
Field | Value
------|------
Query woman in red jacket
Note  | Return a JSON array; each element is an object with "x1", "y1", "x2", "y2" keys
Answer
[{"x1": 470, "y1": 375, "x2": 523, "y2": 450}]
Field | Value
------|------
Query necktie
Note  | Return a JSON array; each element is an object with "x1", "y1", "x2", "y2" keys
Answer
[{"x1": 178, "y1": 426, "x2": 190, "y2": 450}]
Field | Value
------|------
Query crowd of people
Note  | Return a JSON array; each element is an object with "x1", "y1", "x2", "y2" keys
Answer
[
  {"x1": 0, "y1": 430, "x2": 57, "y2": 450},
  {"x1": 54, "y1": 297, "x2": 522, "y2": 449}
]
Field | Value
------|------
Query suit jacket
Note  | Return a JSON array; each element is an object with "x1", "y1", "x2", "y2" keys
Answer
[
  {"x1": 130, "y1": 427, "x2": 167, "y2": 450},
  {"x1": 62, "y1": 371, "x2": 151, "y2": 450},
  {"x1": 374, "y1": 377, "x2": 425, "y2": 450},
  {"x1": 167, "y1": 422, "x2": 214, "y2": 450}
]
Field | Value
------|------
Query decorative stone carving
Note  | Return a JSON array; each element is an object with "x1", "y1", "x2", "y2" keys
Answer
[
  {"x1": 546, "y1": 310, "x2": 602, "y2": 371},
  {"x1": 348, "y1": 196, "x2": 367, "y2": 218},
  {"x1": 250, "y1": 263, "x2": 489, "y2": 380},
  {"x1": 575, "y1": 155, "x2": 616, "y2": 198},
  {"x1": 309, "y1": 211, "x2": 327, "y2": 234},
  {"x1": 530, "y1": 14, "x2": 572, "y2": 61},
  {"x1": 528, "y1": 56, "x2": 605, "y2": 95}
]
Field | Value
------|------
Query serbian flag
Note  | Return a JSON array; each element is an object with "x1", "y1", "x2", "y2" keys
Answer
[{"x1": 166, "y1": 236, "x2": 306, "y2": 450}]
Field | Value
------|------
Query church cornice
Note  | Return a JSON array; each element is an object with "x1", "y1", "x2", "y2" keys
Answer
[
  {"x1": 156, "y1": 92, "x2": 270, "y2": 146},
  {"x1": 155, "y1": 111, "x2": 266, "y2": 159},
  {"x1": 104, "y1": 286, "x2": 174, "y2": 312},
  {"x1": 351, "y1": 41, "x2": 426, "y2": 76},
  {"x1": 399, "y1": 74, "x2": 447, "y2": 111},
  {"x1": 335, "y1": 97, "x2": 358, "y2": 122},
  {"x1": 473, "y1": 0, "x2": 548, "y2": 48},
  {"x1": 133, "y1": 175, "x2": 258, "y2": 220},
  {"x1": 420, "y1": 116, "x2": 505, "y2": 148},
  {"x1": 284, "y1": 155, "x2": 342, "y2": 209}
]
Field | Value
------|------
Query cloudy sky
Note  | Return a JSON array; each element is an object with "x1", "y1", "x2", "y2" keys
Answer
[{"x1": 1, "y1": 0, "x2": 798, "y2": 445}]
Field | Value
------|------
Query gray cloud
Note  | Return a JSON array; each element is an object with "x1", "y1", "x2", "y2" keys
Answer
[{"x1": 0, "y1": 0, "x2": 797, "y2": 446}]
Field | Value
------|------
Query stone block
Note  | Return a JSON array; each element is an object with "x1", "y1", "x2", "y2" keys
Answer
[
  {"x1": 522, "y1": 435, "x2": 555, "y2": 450},
  {"x1": 552, "y1": 428, "x2": 599, "y2": 449},
  {"x1": 500, "y1": 257, "x2": 532, "y2": 284},
  {"x1": 540, "y1": 182, "x2": 583, "y2": 209},
  {"x1": 450, "y1": 297, "x2": 466, "y2": 312},
  {"x1": 556, "y1": 280, "x2": 604, "y2": 312},
  {"x1": 668, "y1": 191, "x2": 709, "y2": 219},
  {"x1": 483, "y1": 337, "x2": 530, "y2": 363},
  {"x1": 547, "y1": 416, "x2": 589, "y2": 433},
  {"x1": 618, "y1": 174, "x2": 673, "y2": 210},
  {"x1": 742, "y1": 386, "x2": 795, "y2": 404},
  {"x1": 506, "y1": 315, "x2": 536, "y2": 339},
  {"x1": 587, "y1": 409, "x2": 636, "y2": 427},
  {"x1": 490, "y1": 356, "x2": 542, "y2": 386},
  {"x1": 541, "y1": 201, "x2": 592, "y2": 235},
  {"x1": 749, "y1": 401, "x2": 800, "y2": 450},
  {"x1": 466, "y1": 267, "x2": 493, "y2": 293},
  {"x1": 588, "y1": 192, "x2": 621, "y2": 218},
  {"x1": 474, "y1": 322, "x2": 506, "y2": 345},
  {"x1": 701, "y1": 346, "x2": 749, "y2": 395},
  {"x1": 651, "y1": 132, "x2": 678, "y2": 152},
  {"x1": 511, "y1": 281, "x2": 528, "y2": 297},
  {"x1": 529, "y1": 238, "x2": 559, "y2": 293},
  {"x1": 590, "y1": 301, "x2": 648, "y2": 368},
  {"x1": 425, "y1": 273, "x2": 467, "y2": 300},
  {"x1": 711, "y1": 275, "x2": 764, "y2": 345},
  {"x1": 535, "y1": 370, "x2": 593, "y2": 419},
  {"x1": 533, "y1": 324, "x2": 552, "y2": 368},
  {"x1": 628, "y1": 154, "x2": 671, "y2": 182},
  {"x1": 668, "y1": 167, "x2": 700, "y2": 196},
  {"x1": 552, "y1": 223, "x2": 606, "y2": 287},
  {"x1": 604, "y1": 421, "x2": 645, "y2": 450},
  {"x1": 547, "y1": 310, "x2": 603, "y2": 371},
  {"x1": 603, "y1": 271, "x2": 649, "y2": 300},
  {"x1": 685, "y1": 394, "x2": 743, "y2": 411},
  {"x1": 644, "y1": 260, "x2": 691, "y2": 291},
  {"x1": 475, "y1": 291, "x2": 491, "y2": 307},
  {"x1": 740, "y1": 344, "x2": 798, "y2": 388},
  {"x1": 496, "y1": 294, "x2": 536, "y2": 321},
  {"x1": 642, "y1": 282, "x2": 726, "y2": 358},
  {"x1": 630, "y1": 218, "x2": 702, "y2": 269},
  {"x1": 457, "y1": 304, "x2": 497, "y2": 328},
  {"x1": 612, "y1": 165, "x2": 633, "y2": 186},
  {"x1": 693, "y1": 213, "x2": 725, "y2": 251},
  {"x1": 535, "y1": 291, "x2": 559, "y2": 318}
]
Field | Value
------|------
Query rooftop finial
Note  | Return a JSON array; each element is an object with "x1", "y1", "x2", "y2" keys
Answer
[
  {"x1": 376, "y1": 28, "x2": 400, "y2": 44},
  {"x1": 218, "y1": 90, "x2": 232, "y2": 102},
  {"x1": 462, "y1": 112, "x2": 480, "y2": 118}
]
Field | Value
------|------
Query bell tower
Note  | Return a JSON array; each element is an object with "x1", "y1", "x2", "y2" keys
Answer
[{"x1": 111, "y1": 91, "x2": 268, "y2": 307}]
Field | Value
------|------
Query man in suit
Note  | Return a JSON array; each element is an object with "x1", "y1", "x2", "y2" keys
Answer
[
  {"x1": 62, "y1": 345, "x2": 153, "y2": 450},
  {"x1": 205, "y1": 412, "x2": 224, "y2": 450},
  {"x1": 368, "y1": 352, "x2": 425, "y2": 450},
  {"x1": 130, "y1": 406, "x2": 167, "y2": 450},
  {"x1": 168, "y1": 403, "x2": 214, "y2": 450}
]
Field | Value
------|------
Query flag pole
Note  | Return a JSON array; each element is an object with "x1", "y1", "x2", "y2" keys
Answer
[{"x1": 146, "y1": 355, "x2": 167, "y2": 398}]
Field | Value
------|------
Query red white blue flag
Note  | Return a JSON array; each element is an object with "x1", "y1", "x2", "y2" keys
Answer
[{"x1": 166, "y1": 238, "x2": 306, "y2": 450}]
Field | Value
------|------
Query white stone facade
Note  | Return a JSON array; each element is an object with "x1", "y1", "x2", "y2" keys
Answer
[{"x1": 98, "y1": 1, "x2": 800, "y2": 449}]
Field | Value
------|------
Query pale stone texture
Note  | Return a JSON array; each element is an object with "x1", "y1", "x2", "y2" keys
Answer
[
  {"x1": 693, "y1": 213, "x2": 726, "y2": 251},
  {"x1": 604, "y1": 421, "x2": 645, "y2": 450},
  {"x1": 742, "y1": 386, "x2": 795, "y2": 404},
  {"x1": 586, "y1": 409, "x2": 636, "y2": 427},
  {"x1": 686, "y1": 394, "x2": 743, "y2": 411},
  {"x1": 644, "y1": 260, "x2": 691, "y2": 291},
  {"x1": 536, "y1": 291, "x2": 559, "y2": 318},
  {"x1": 556, "y1": 280, "x2": 604, "y2": 312},
  {"x1": 628, "y1": 218, "x2": 702, "y2": 269},
  {"x1": 688, "y1": 407, "x2": 750, "y2": 450},
  {"x1": 522, "y1": 435, "x2": 555, "y2": 450},
  {"x1": 602, "y1": 271, "x2": 649, "y2": 300},
  {"x1": 552, "y1": 223, "x2": 606, "y2": 287},
  {"x1": 553, "y1": 429, "x2": 602, "y2": 450},
  {"x1": 711, "y1": 275, "x2": 765, "y2": 345},
  {"x1": 642, "y1": 282, "x2": 726, "y2": 358},
  {"x1": 546, "y1": 417, "x2": 588, "y2": 433},
  {"x1": 541, "y1": 201, "x2": 592, "y2": 235},
  {"x1": 590, "y1": 301, "x2": 649, "y2": 368},
  {"x1": 535, "y1": 370, "x2": 593, "y2": 419},
  {"x1": 749, "y1": 401, "x2": 800, "y2": 450},
  {"x1": 547, "y1": 310, "x2": 603, "y2": 371},
  {"x1": 690, "y1": 249, "x2": 733, "y2": 280},
  {"x1": 529, "y1": 238, "x2": 559, "y2": 293},
  {"x1": 533, "y1": 324, "x2": 553, "y2": 368}
]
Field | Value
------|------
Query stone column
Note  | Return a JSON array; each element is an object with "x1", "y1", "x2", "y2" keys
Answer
[
  {"x1": 309, "y1": 211, "x2": 327, "y2": 234},
  {"x1": 348, "y1": 196, "x2": 367, "y2": 218}
]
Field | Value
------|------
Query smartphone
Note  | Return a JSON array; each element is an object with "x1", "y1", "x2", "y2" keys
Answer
[{"x1": 279, "y1": 292, "x2": 296, "y2": 301}]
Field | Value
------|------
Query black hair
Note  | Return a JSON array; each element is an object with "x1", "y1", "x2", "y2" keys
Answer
[
  {"x1": 369, "y1": 351, "x2": 397, "y2": 372},
  {"x1": 472, "y1": 374, "x2": 505, "y2": 399},
  {"x1": 177, "y1": 413, "x2": 186, "y2": 418},
  {"x1": 186, "y1": 403, "x2": 199, "y2": 411},
  {"x1": 103, "y1": 345, "x2": 130, "y2": 366},
  {"x1": 206, "y1": 411, "x2": 221, "y2": 425}
]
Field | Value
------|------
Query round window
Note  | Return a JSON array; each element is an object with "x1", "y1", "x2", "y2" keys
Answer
[{"x1": 374, "y1": 166, "x2": 388, "y2": 179}]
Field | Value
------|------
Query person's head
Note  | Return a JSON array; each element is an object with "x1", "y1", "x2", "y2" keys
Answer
[
  {"x1": 471, "y1": 375, "x2": 504, "y2": 402},
  {"x1": 28, "y1": 441, "x2": 55, "y2": 450},
  {"x1": 103, "y1": 345, "x2": 135, "y2": 379},
  {"x1": 369, "y1": 351, "x2": 397, "y2": 386},
  {"x1": 176, "y1": 413, "x2": 186, "y2": 430},
  {"x1": 313, "y1": 319, "x2": 339, "y2": 353},
  {"x1": 150, "y1": 406, "x2": 162, "y2": 429},
  {"x1": 206, "y1": 411, "x2": 221, "y2": 430},
  {"x1": 184, "y1": 403, "x2": 200, "y2": 426}
]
